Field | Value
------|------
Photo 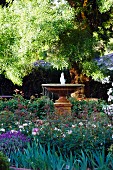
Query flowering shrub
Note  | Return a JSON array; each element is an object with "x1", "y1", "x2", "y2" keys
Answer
[
  {"x1": 69, "y1": 97, "x2": 107, "y2": 119},
  {"x1": 0, "y1": 131, "x2": 30, "y2": 158},
  {"x1": 0, "y1": 94, "x2": 112, "y2": 169},
  {"x1": 0, "y1": 111, "x2": 15, "y2": 131},
  {"x1": 0, "y1": 95, "x2": 54, "y2": 122},
  {"x1": 103, "y1": 104, "x2": 113, "y2": 121},
  {"x1": 32, "y1": 115, "x2": 113, "y2": 155},
  {"x1": 102, "y1": 81, "x2": 113, "y2": 120},
  {"x1": 28, "y1": 96, "x2": 54, "y2": 118}
]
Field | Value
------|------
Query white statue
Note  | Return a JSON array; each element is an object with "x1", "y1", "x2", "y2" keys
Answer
[{"x1": 60, "y1": 72, "x2": 65, "y2": 84}]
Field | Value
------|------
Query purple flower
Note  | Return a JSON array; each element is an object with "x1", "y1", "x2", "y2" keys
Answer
[
  {"x1": 0, "y1": 130, "x2": 30, "y2": 156},
  {"x1": 0, "y1": 131, "x2": 30, "y2": 142}
]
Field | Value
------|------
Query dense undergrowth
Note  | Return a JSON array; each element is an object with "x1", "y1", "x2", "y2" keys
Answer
[{"x1": 0, "y1": 95, "x2": 113, "y2": 169}]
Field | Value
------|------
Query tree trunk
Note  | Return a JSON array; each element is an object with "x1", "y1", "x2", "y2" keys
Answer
[{"x1": 69, "y1": 63, "x2": 90, "y2": 99}]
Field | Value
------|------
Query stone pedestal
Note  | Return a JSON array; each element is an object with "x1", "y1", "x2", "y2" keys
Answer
[
  {"x1": 42, "y1": 84, "x2": 85, "y2": 115},
  {"x1": 54, "y1": 96, "x2": 72, "y2": 115}
]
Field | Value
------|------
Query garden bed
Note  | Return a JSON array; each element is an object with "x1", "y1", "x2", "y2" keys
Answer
[{"x1": 0, "y1": 95, "x2": 112, "y2": 169}]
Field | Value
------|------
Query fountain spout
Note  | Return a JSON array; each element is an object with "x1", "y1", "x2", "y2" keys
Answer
[{"x1": 60, "y1": 72, "x2": 65, "y2": 84}]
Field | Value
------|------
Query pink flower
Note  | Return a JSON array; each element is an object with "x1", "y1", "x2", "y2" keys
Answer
[
  {"x1": 65, "y1": 124, "x2": 69, "y2": 127},
  {"x1": 32, "y1": 128, "x2": 39, "y2": 132},
  {"x1": 32, "y1": 128, "x2": 39, "y2": 135}
]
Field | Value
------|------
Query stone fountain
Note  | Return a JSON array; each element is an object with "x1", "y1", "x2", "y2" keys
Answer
[{"x1": 42, "y1": 72, "x2": 84, "y2": 115}]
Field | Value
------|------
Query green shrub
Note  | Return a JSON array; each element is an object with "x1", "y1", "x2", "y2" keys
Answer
[
  {"x1": 0, "y1": 95, "x2": 54, "y2": 122},
  {"x1": 32, "y1": 115, "x2": 113, "y2": 155},
  {"x1": 0, "y1": 151, "x2": 10, "y2": 170},
  {"x1": 28, "y1": 96, "x2": 54, "y2": 118},
  {"x1": 0, "y1": 95, "x2": 112, "y2": 169},
  {"x1": 69, "y1": 97, "x2": 107, "y2": 119},
  {"x1": 0, "y1": 111, "x2": 15, "y2": 131}
]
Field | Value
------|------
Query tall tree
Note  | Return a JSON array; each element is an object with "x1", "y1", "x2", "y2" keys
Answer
[
  {"x1": 0, "y1": 0, "x2": 112, "y2": 85},
  {"x1": 65, "y1": 0, "x2": 113, "y2": 82},
  {"x1": 0, "y1": 0, "x2": 74, "y2": 85}
]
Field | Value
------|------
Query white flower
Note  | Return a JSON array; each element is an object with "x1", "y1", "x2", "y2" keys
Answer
[
  {"x1": 10, "y1": 130, "x2": 17, "y2": 133},
  {"x1": 54, "y1": 127, "x2": 61, "y2": 131},
  {"x1": 102, "y1": 76, "x2": 110, "y2": 84},
  {"x1": 79, "y1": 122, "x2": 83, "y2": 126},
  {"x1": 108, "y1": 95, "x2": 113, "y2": 101},
  {"x1": 112, "y1": 134, "x2": 113, "y2": 139},
  {"x1": 108, "y1": 124, "x2": 112, "y2": 127},
  {"x1": 19, "y1": 125, "x2": 24, "y2": 129},
  {"x1": 62, "y1": 134, "x2": 66, "y2": 138},
  {"x1": 15, "y1": 122, "x2": 19, "y2": 125},
  {"x1": 23, "y1": 123, "x2": 28, "y2": 126},
  {"x1": 107, "y1": 111, "x2": 113, "y2": 115},
  {"x1": 108, "y1": 96, "x2": 112, "y2": 102},
  {"x1": 67, "y1": 130, "x2": 72, "y2": 134},
  {"x1": 0, "y1": 128, "x2": 5, "y2": 132},
  {"x1": 32, "y1": 132, "x2": 37, "y2": 135},
  {"x1": 58, "y1": 129, "x2": 61, "y2": 132},
  {"x1": 72, "y1": 124, "x2": 76, "y2": 128},
  {"x1": 92, "y1": 124, "x2": 96, "y2": 128},
  {"x1": 107, "y1": 88, "x2": 112, "y2": 95}
]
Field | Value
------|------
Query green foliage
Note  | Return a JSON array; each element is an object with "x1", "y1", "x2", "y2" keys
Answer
[
  {"x1": 97, "y1": 0, "x2": 113, "y2": 13},
  {"x1": 69, "y1": 97, "x2": 107, "y2": 119},
  {"x1": 82, "y1": 61, "x2": 108, "y2": 81},
  {"x1": 9, "y1": 142, "x2": 113, "y2": 170},
  {"x1": 33, "y1": 115, "x2": 113, "y2": 156},
  {"x1": 0, "y1": 111, "x2": 15, "y2": 130},
  {"x1": 0, "y1": 0, "x2": 112, "y2": 85},
  {"x1": 0, "y1": 95, "x2": 112, "y2": 169},
  {"x1": 10, "y1": 142, "x2": 65, "y2": 169},
  {"x1": 0, "y1": 94, "x2": 54, "y2": 120},
  {"x1": 0, "y1": 0, "x2": 74, "y2": 85},
  {"x1": 0, "y1": 151, "x2": 10, "y2": 170},
  {"x1": 92, "y1": 147, "x2": 112, "y2": 170},
  {"x1": 0, "y1": 95, "x2": 54, "y2": 133},
  {"x1": 29, "y1": 96, "x2": 54, "y2": 118}
]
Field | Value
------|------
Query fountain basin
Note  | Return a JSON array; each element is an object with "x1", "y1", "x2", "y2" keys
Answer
[{"x1": 42, "y1": 84, "x2": 85, "y2": 115}]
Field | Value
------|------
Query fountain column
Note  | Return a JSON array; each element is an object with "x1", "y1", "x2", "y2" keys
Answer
[
  {"x1": 42, "y1": 83, "x2": 85, "y2": 115},
  {"x1": 55, "y1": 72, "x2": 72, "y2": 114},
  {"x1": 42, "y1": 72, "x2": 85, "y2": 115}
]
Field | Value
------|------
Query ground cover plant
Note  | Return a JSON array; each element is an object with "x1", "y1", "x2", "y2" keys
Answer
[
  {"x1": 0, "y1": 151, "x2": 10, "y2": 170},
  {"x1": 0, "y1": 95, "x2": 113, "y2": 169}
]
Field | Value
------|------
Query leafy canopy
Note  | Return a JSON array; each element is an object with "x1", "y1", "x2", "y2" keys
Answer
[
  {"x1": 0, "y1": 0, "x2": 113, "y2": 85},
  {"x1": 0, "y1": 0, "x2": 74, "y2": 85}
]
